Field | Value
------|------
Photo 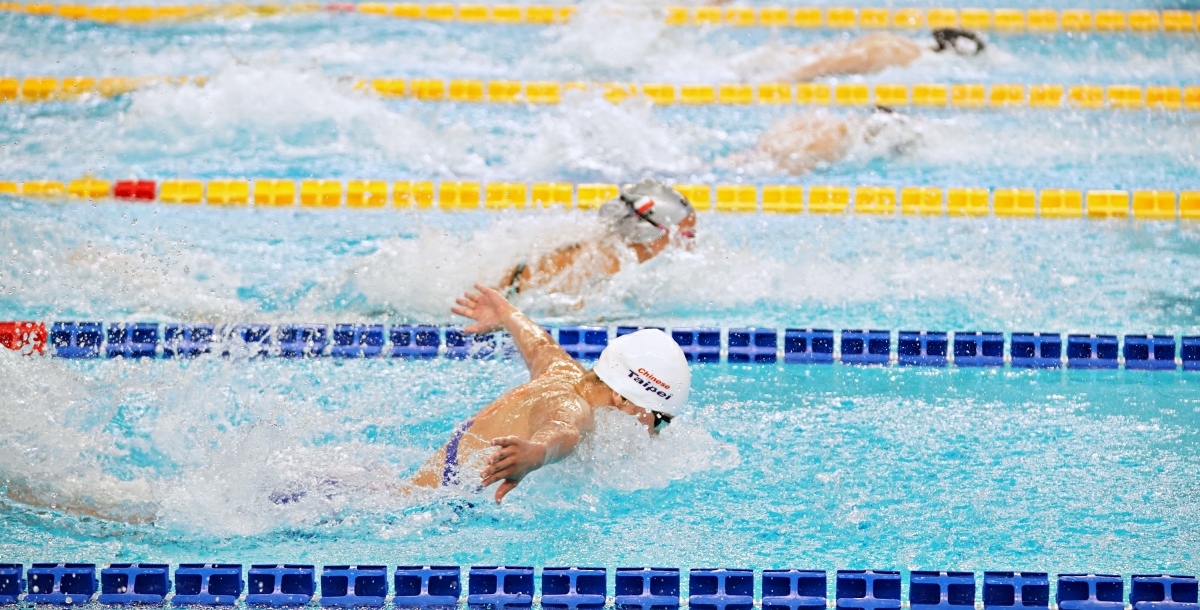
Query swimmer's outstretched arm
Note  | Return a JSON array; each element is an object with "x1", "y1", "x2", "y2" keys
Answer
[
  {"x1": 452, "y1": 283, "x2": 580, "y2": 377},
  {"x1": 452, "y1": 284, "x2": 590, "y2": 503}
]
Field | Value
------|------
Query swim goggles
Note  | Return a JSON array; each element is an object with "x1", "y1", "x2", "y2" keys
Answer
[
  {"x1": 651, "y1": 410, "x2": 674, "y2": 432},
  {"x1": 622, "y1": 193, "x2": 671, "y2": 235},
  {"x1": 621, "y1": 194, "x2": 697, "y2": 244}
]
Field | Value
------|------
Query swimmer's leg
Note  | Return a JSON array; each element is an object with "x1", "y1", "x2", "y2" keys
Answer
[
  {"x1": 5, "y1": 478, "x2": 158, "y2": 524},
  {"x1": 408, "y1": 447, "x2": 449, "y2": 489}
]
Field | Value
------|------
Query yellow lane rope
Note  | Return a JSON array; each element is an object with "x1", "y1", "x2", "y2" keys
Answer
[
  {"x1": 3, "y1": 76, "x2": 1200, "y2": 111},
  {"x1": 4, "y1": 179, "x2": 1197, "y2": 220},
  {"x1": 4, "y1": 2, "x2": 324, "y2": 21},
  {"x1": 661, "y1": 6, "x2": 1196, "y2": 32},
  {"x1": 6, "y1": 2, "x2": 1199, "y2": 33}
]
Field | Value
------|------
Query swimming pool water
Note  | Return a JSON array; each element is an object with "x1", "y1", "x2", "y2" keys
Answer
[
  {"x1": 1, "y1": 0, "x2": 1199, "y2": 579},
  {"x1": 3, "y1": 202, "x2": 1199, "y2": 331},
  {"x1": 1, "y1": 354, "x2": 1197, "y2": 573},
  {"x1": 3, "y1": 12, "x2": 1200, "y2": 185},
  {"x1": 2, "y1": 200, "x2": 1198, "y2": 573}
]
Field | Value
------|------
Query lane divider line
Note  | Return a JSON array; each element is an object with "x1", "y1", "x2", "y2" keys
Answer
[
  {"x1": 0, "y1": 76, "x2": 201, "y2": 100},
  {"x1": 659, "y1": 5, "x2": 1197, "y2": 33},
  {"x1": 358, "y1": 79, "x2": 1200, "y2": 110},
  {"x1": 6, "y1": 321, "x2": 1197, "y2": 371},
  {"x1": 7, "y1": 2, "x2": 1199, "y2": 34},
  {"x1": 0, "y1": 567, "x2": 1195, "y2": 609},
  {"x1": 5, "y1": 2, "x2": 326, "y2": 21},
  {"x1": 2, "y1": 179, "x2": 1196, "y2": 221},
  {"x1": 2, "y1": 76, "x2": 1199, "y2": 112}
]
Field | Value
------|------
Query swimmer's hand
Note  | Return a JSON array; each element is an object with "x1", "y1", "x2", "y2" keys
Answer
[
  {"x1": 481, "y1": 436, "x2": 548, "y2": 504},
  {"x1": 452, "y1": 284, "x2": 515, "y2": 334}
]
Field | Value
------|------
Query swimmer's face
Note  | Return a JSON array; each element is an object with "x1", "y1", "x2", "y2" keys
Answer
[
  {"x1": 609, "y1": 390, "x2": 662, "y2": 435},
  {"x1": 673, "y1": 212, "x2": 697, "y2": 250},
  {"x1": 650, "y1": 212, "x2": 697, "y2": 250},
  {"x1": 627, "y1": 211, "x2": 697, "y2": 263}
]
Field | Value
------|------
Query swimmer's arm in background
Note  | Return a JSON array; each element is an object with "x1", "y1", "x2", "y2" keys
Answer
[
  {"x1": 481, "y1": 397, "x2": 590, "y2": 503},
  {"x1": 452, "y1": 283, "x2": 581, "y2": 377},
  {"x1": 498, "y1": 243, "x2": 622, "y2": 296},
  {"x1": 789, "y1": 33, "x2": 922, "y2": 81}
]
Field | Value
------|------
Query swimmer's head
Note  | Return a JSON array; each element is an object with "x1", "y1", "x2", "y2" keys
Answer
[
  {"x1": 593, "y1": 329, "x2": 691, "y2": 417},
  {"x1": 858, "y1": 107, "x2": 921, "y2": 156},
  {"x1": 932, "y1": 28, "x2": 985, "y2": 56},
  {"x1": 598, "y1": 178, "x2": 696, "y2": 245}
]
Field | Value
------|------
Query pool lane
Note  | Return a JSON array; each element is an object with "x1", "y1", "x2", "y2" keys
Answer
[
  {"x1": 2, "y1": 197, "x2": 1197, "y2": 334},
  {"x1": 3, "y1": 11, "x2": 1200, "y2": 84},
  {"x1": 1, "y1": 74, "x2": 1198, "y2": 187},
  {"x1": 0, "y1": 355, "x2": 1195, "y2": 572}
]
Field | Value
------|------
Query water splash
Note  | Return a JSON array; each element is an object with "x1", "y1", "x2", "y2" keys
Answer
[
  {"x1": 539, "y1": 406, "x2": 740, "y2": 494},
  {"x1": 510, "y1": 92, "x2": 707, "y2": 181}
]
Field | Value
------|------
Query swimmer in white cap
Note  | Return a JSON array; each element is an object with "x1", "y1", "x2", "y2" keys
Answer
[
  {"x1": 499, "y1": 178, "x2": 696, "y2": 297},
  {"x1": 409, "y1": 283, "x2": 691, "y2": 503}
]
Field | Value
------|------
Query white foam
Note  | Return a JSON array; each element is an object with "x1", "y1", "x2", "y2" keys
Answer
[
  {"x1": 323, "y1": 211, "x2": 607, "y2": 321},
  {"x1": 0, "y1": 211, "x2": 254, "y2": 320},
  {"x1": 510, "y1": 91, "x2": 707, "y2": 181},
  {"x1": 122, "y1": 64, "x2": 486, "y2": 176},
  {"x1": 0, "y1": 347, "x2": 737, "y2": 535},
  {"x1": 536, "y1": 3, "x2": 736, "y2": 81},
  {"x1": 322, "y1": 208, "x2": 1005, "y2": 327},
  {"x1": 0, "y1": 351, "x2": 161, "y2": 523},
  {"x1": 154, "y1": 407, "x2": 412, "y2": 536},
  {"x1": 536, "y1": 406, "x2": 739, "y2": 494},
  {"x1": 0, "y1": 351, "x2": 441, "y2": 535},
  {"x1": 601, "y1": 234, "x2": 998, "y2": 318}
]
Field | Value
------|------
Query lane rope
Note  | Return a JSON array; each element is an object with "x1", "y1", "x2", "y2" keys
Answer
[
  {"x1": 0, "y1": 567, "x2": 1194, "y2": 608},
  {"x1": 6, "y1": 2, "x2": 1200, "y2": 34},
  {"x1": 4, "y1": 320, "x2": 1196, "y2": 370},
  {"x1": 2, "y1": 75, "x2": 1199, "y2": 112},
  {"x1": 1, "y1": 178, "x2": 1196, "y2": 220}
]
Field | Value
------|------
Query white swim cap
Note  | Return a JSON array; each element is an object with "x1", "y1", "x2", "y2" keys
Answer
[
  {"x1": 592, "y1": 329, "x2": 691, "y2": 411},
  {"x1": 597, "y1": 178, "x2": 695, "y2": 245}
]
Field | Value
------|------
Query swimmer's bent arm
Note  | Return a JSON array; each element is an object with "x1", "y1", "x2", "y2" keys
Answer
[
  {"x1": 482, "y1": 398, "x2": 588, "y2": 503},
  {"x1": 789, "y1": 33, "x2": 922, "y2": 81},
  {"x1": 453, "y1": 283, "x2": 581, "y2": 377}
]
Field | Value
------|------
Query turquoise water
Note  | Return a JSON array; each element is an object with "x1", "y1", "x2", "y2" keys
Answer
[
  {"x1": 1, "y1": 354, "x2": 1198, "y2": 573},
  {"x1": 1, "y1": 0, "x2": 1200, "y2": 579},
  {"x1": 3, "y1": 12, "x2": 1200, "y2": 185}
]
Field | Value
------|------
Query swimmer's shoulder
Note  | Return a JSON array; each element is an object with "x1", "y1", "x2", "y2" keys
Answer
[
  {"x1": 525, "y1": 375, "x2": 593, "y2": 424},
  {"x1": 536, "y1": 347, "x2": 589, "y2": 377},
  {"x1": 525, "y1": 365, "x2": 590, "y2": 409},
  {"x1": 537, "y1": 359, "x2": 588, "y2": 383}
]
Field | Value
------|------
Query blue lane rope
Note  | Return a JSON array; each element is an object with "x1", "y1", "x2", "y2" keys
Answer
[
  {"x1": 0, "y1": 565, "x2": 1195, "y2": 609},
  {"x1": 19, "y1": 321, "x2": 1199, "y2": 371}
]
